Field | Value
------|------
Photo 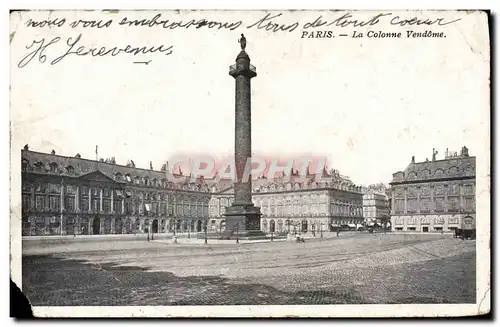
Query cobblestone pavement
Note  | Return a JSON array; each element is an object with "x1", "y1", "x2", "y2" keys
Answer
[{"x1": 22, "y1": 233, "x2": 476, "y2": 305}]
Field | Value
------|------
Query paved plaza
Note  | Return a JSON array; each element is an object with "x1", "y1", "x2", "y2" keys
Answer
[{"x1": 22, "y1": 233, "x2": 476, "y2": 305}]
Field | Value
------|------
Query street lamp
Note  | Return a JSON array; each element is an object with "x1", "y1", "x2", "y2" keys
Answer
[
  {"x1": 204, "y1": 218, "x2": 208, "y2": 244},
  {"x1": 320, "y1": 222, "x2": 324, "y2": 238},
  {"x1": 236, "y1": 222, "x2": 239, "y2": 244},
  {"x1": 188, "y1": 221, "x2": 191, "y2": 239}
]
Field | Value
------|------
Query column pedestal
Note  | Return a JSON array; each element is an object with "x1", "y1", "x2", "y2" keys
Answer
[{"x1": 223, "y1": 204, "x2": 265, "y2": 239}]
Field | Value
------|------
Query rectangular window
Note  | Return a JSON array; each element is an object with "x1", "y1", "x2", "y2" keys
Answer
[
  {"x1": 49, "y1": 196, "x2": 60, "y2": 211},
  {"x1": 22, "y1": 194, "x2": 31, "y2": 212},
  {"x1": 92, "y1": 199, "x2": 99, "y2": 212},
  {"x1": 465, "y1": 197, "x2": 475, "y2": 211},
  {"x1": 49, "y1": 183, "x2": 61, "y2": 194},
  {"x1": 114, "y1": 200, "x2": 122, "y2": 213},
  {"x1": 395, "y1": 199, "x2": 405, "y2": 213},
  {"x1": 65, "y1": 196, "x2": 75, "y2": 212},
  {"x1": 407, "y1": 199, "x2": 417, "y2": 213},
  {"x1": 408, "y1": 227, "x2": 416, "y2": 231},
  {"x1": 435, "y1": 197, "x2": 445, "y2": 212},
  {"x1": 125, "y1": 201, "x2": 133, "y2": 214},
  {"x1": 448, "y1": 197, "x2": 459, "y2": 212},
  {"x1": 65, "y1": 185, "x2": 76, "y2": 194},
  {"x1": 81, "y1": 198, "x2": 89, "y2": 212},
  {"x1": 395, "y1": 227, "x2": 403, "y2": 231},
  {"x1": 103, "y1": 199, "x2": 111, "y2": 213},
  {"x1": 421, "y1": 199, "x2": 431, "y2": 213}
]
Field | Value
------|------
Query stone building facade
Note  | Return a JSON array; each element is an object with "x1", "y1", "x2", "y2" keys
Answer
[
  {"x1": 21, "y1": 147, "x2": 363, "y2": 236},
  {"x1": 362, "y1": 190, "x2": 390, "y2": 226},
  {"x1": 389, "y1": 147, "x2": 476, "y2": 233},
  {"x1": 21, "y1": 147, "x2": 211, "y2": 236},
  {"x1": 209, "y1": 172, "x2": 364, "y2": 235}
]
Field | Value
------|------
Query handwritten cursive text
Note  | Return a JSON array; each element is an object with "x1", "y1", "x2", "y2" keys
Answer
[{"x1": 18, "y1": 34, "x2": 173, "y2": 68}]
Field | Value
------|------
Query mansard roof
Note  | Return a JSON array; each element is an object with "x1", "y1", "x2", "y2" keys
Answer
[
  {"x1": 21, "y1": 150, "x2": 210, "y2": 192},
  {"x1": 391, "y1": 155, "x2": 476, "y2": 184},
  {"x1": 22, "y1": 149, "x2": 363, "y2": 194}
]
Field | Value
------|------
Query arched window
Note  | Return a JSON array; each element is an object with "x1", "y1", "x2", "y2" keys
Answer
[
  {"x1": 115, "y1": 172, "x2": 122, "y2": 181},
  {"x1": 408, "y1": 171, "x2": 417, "y2": 180},
  {"x1": 66, "y1": 165, "x2": 74, "y2": 174},
  {"x1": 33, "y1": 162, "x2": 43, "y2": 172},
  {"x1": 22, "y1": 159, "x2": 29, "y2": 171},
  {"x1": 49, "y1": 162, "x2": 58, "y2": 173}
]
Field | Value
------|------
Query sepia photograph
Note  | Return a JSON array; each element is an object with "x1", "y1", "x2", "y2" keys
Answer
[{"x1": 9, "y1": 9, "x2": 490, "y2": 318}]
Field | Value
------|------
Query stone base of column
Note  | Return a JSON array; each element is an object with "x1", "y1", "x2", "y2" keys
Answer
[{"x1": 221, "y1": 204, "x2": 265, "y2": 239}]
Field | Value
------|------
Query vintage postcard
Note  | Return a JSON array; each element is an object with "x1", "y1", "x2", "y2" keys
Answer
[{"x1": 9, "y1": 9, "x2": 490, "y2": 318}]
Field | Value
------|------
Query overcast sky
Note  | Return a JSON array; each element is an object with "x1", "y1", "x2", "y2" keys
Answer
[{"x1": 10, "y1": 10, "x2": 489, "y2": 185}]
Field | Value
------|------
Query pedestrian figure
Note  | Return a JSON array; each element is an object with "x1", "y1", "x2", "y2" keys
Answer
[
  {"x1": 337, "y1": 227, "x2": 340, "y2": 237},
  {"x1": 81, "y1": 226, "x2": 85, "y2": 236}
]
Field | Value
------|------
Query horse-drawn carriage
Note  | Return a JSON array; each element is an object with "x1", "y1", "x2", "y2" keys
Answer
[{"x1": 454, "y1": 216, "x2": 475, "y2": 240}]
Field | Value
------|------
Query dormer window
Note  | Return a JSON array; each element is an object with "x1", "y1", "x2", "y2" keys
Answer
[
  {"x1": 22, "y1": 159, "x2": 29, "y2": 172},
  {"x1": 34, "y1": 162, "x2": 43, "y2": 172},
  {"x1": 49, "y1": 162, "x2": 58, "y2": 173},
  {"x1": 66, "y1": 166, "x2": 74, "y2": 174},
  {"x1": 125, "y1": 174, "x2": 132, "y2": 182}
]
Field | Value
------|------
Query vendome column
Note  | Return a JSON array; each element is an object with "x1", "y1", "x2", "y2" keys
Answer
[{"x1": 223, "y1": 34, "x2": 263, "y2": 238}]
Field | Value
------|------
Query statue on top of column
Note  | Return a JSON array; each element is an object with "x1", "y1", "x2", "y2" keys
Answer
[{"x1": 238, "y1": 33, "x2": 246, "y2": 51}]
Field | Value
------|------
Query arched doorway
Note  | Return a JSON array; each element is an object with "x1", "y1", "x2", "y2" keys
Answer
[
  {"x1": 270, "y1": 220, "x2": 276, "y2": 233},
  {"x1": 277, "y1": 220, "x2": 283, "y2": 232},
  {"x1": 152, "y1": 219, "x2": 159, "y2": 233},
  {"x1": 197, "y1": 220, "x2": 202, "y2": 232},
  {"x1": 125, "y1": 219, "x2": 132, "y2": 234},
  {"x1": 115, "y1": 218, "x2": 123, "y2": 234},
  {"x1": 65, "y1": 217, "x2": 75, "y2": 235},
  {"x1": 80, "y1": 217, "x2": 89, "y2": 235},
  {"x1": 301, "y1": 219, "x2": 308, "y2": 233},
  {"x1": 102, "y1": 218, "x2": 111, "y2": 234},
  {"x1": 92, "y1": 217, "x2": 101, "y2": 235}
]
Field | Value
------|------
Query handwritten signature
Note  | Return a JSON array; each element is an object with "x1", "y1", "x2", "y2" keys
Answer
[{"x1": 17, "y1": 33, "x2": 173, "y2": 68}]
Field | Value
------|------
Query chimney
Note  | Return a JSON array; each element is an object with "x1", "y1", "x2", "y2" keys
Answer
[
  {"x1": 75, "y1": 153, "x2": 81, "y2": 158},
  {"x1": 150, "y1": 161, "x2": 153, "y2": 170},
  {"x1": 411, "y1": 156, "x2": 415, "y2": 164},
  {"x1": 23, "y1": 144, "x2": 29, "y2": 151},
  {"x1": 461, "y1": 146, "x2": 469, "y2": 157},
  {"x1": 51, "y1": 149, "x2": 56, "y2": 155}
]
